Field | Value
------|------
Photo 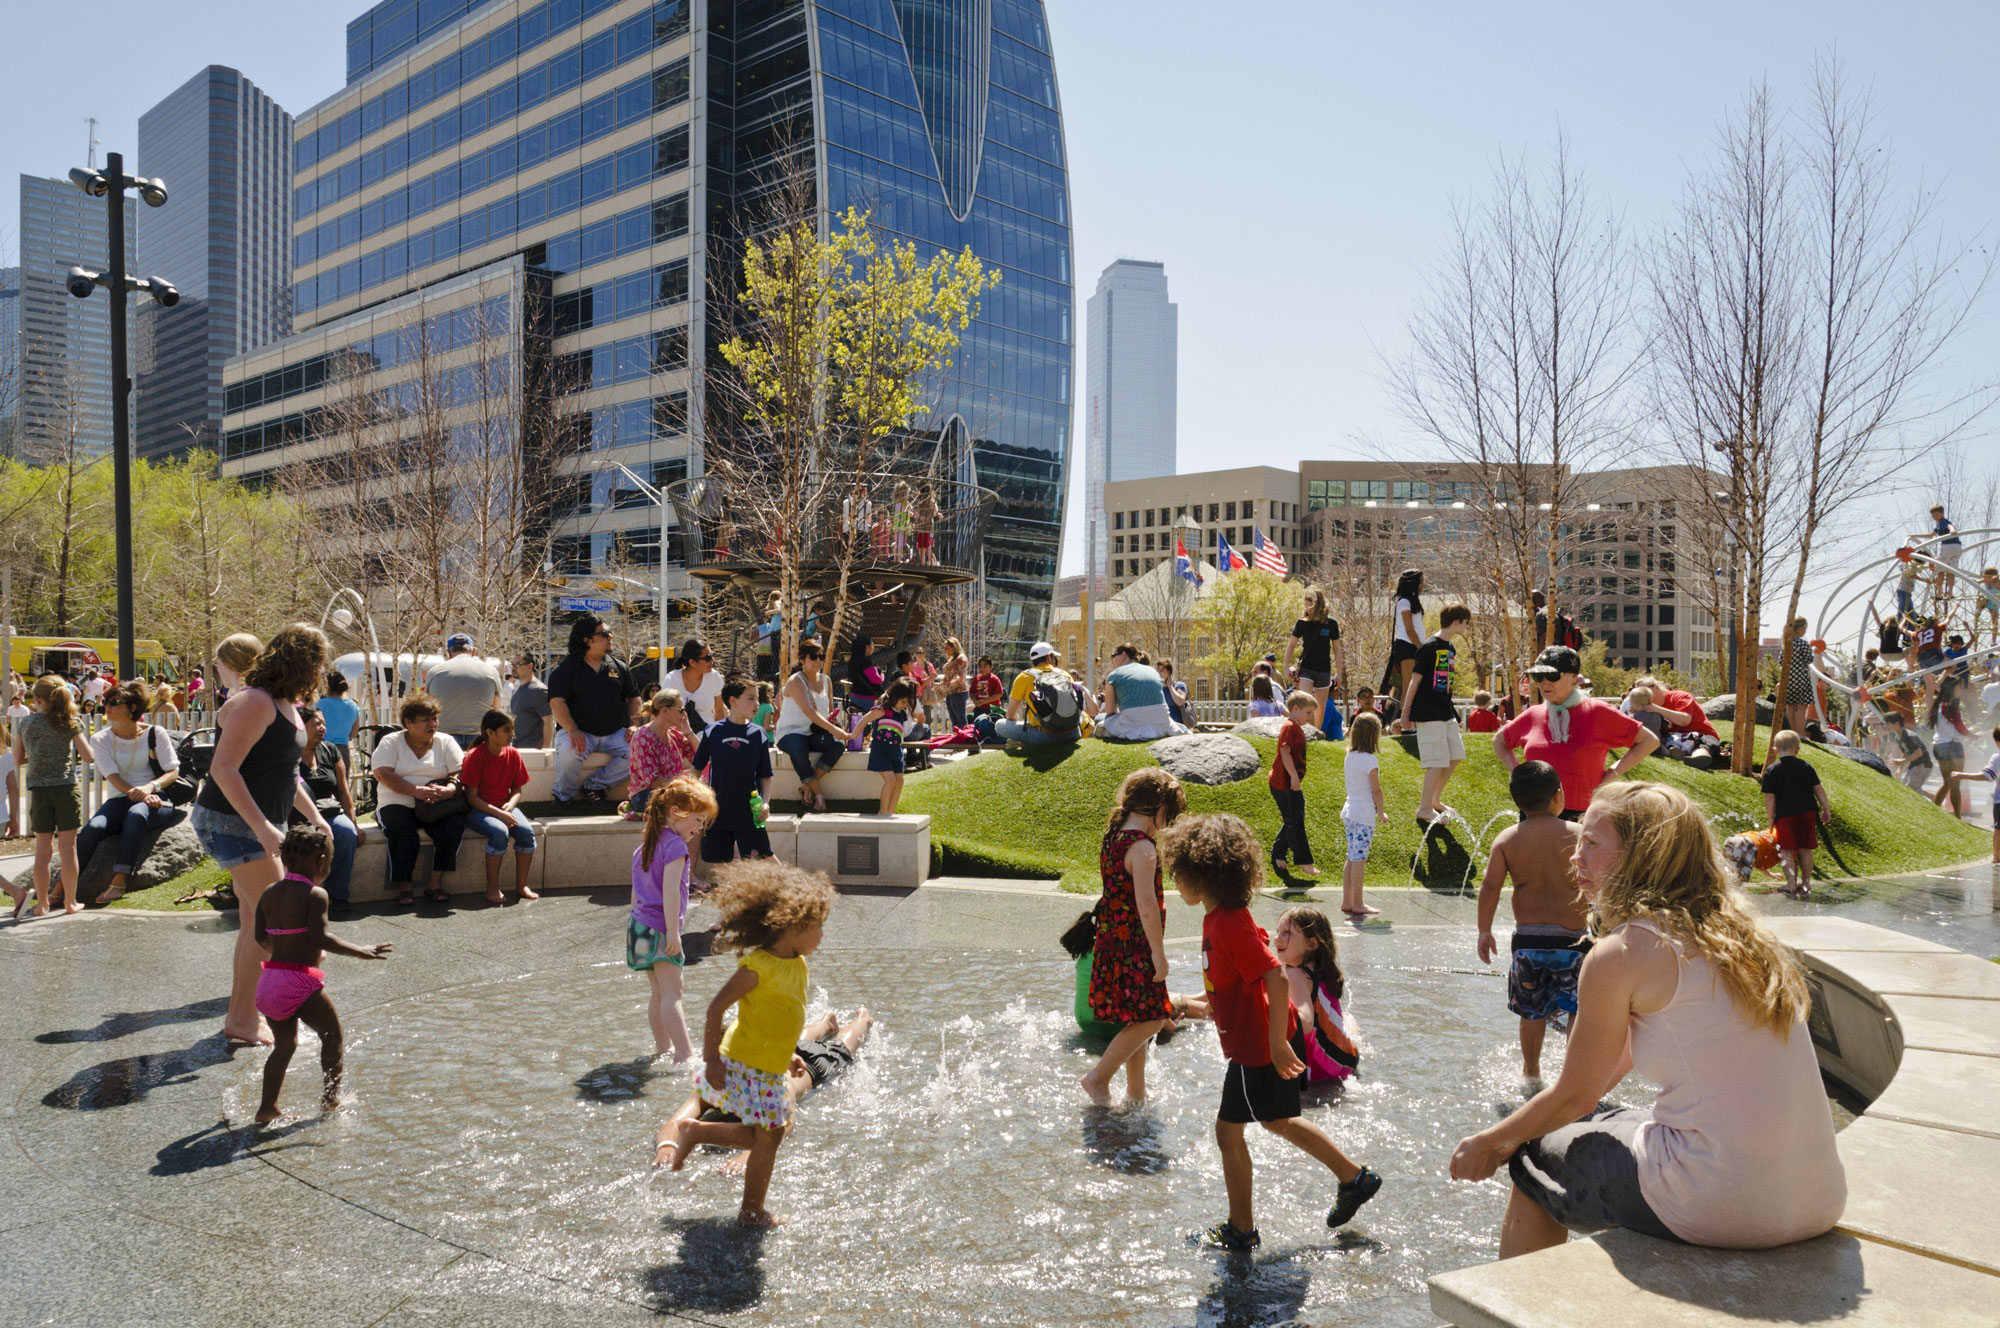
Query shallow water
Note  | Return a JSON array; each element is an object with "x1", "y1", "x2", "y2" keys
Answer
[{"x1": 219, "y1": 924, "x2": 1586, "y2": 1326}]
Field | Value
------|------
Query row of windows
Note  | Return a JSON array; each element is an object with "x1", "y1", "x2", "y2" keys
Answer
[
  {"x1": 294, "y1": 126, "x2": 688, "y2": 317},
  {"x1": 550, "y1": 257, "x2": 688, "y2": 334},
  {"x1": 297, "y1": 57, "x2": 688, "y2": 268},
  {"x1": 1588, "y1": 630, "x2": 1675, "y2": 654},
  {"x1": 1112, "y1": 500, "x2": 1298, "y2": 530},
  {"x1": 550, "y1": 455, "x2": 688, "y2": 516},
  {"x1": 1111, "y1": 524, "x2": 1299, "y2": 557},
  {"x1": 557, "y1": 325, "x2": 686, "y2": 390},
  {"x1": 1571, "y1": 604, "x2": 1679, "y2": 627},
  {"x1": 318, "y1": 0, "x2": 686, "y2": 171},
  {"x1": 222, "y1": 356, "x2": 510, "y2": 461},
  {"x1": 226, "y1": 295, "x2": 510, "y2": 415},
  {"x1": 569, "y1": 391, "x2": 686, "y2": 450},
  {"x1": 1306, "y1": 477, "x2": 1528, "y2": 510}
]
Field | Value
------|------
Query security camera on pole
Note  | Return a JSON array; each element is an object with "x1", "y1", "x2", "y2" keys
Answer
[{"x1": 64, "y1": 152, "x2": 173, "y2": 680}]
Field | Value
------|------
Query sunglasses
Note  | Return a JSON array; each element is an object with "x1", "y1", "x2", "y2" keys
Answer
[{"x1": 592, "y1": 630, "x2": 612, "y2": 640}]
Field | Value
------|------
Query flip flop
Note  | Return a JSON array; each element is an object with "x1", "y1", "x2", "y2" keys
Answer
[
  {"x1": 424, "y1": 886, "x2": 451, "y2": 905},
  {"x1": 396, "y1": 887, "x2": 417, "y2": 907}
]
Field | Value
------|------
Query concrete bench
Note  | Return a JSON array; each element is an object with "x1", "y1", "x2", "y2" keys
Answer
[
  {"x1": 766, "y1": 744, "x2": 985, "y2": 805},
  {"x1": 794, "y1": 812, "x2": 931, "y2": 888},
  {"x1": 1427, "y1": 913, "x2": 2000, "y2": 1326}
]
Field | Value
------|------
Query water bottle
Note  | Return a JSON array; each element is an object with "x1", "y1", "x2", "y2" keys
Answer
[{"x1": 750, "y1": 792, "x2": 768, "y2": 828}]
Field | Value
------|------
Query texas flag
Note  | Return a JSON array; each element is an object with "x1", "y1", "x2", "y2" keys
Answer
[
  {"x1": 1252, "y1": 527, "x2": 1289, "y2": 577},
  {"x1": 1215, "y1": 534, "x2": 1249, "y2": 573},
  {"x1": 1174, "y1": 537, "x2": 1204, "y2": 586}
]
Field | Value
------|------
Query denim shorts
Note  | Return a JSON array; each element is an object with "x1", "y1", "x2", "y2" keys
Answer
[{"x1": 190, "y1": 803, "x2": 270, "y2": 870}]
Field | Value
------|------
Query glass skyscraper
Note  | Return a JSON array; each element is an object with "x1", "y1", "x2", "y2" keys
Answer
[
  {"x1": 15, "y1": 176, "x2": 136, "y2": 458},
  {"x1": 220, "y1": 0, "x2": 1071, "y2": 652},
  {"x1": 136, "y1": 67, "x2": 294, "y2": 460}
]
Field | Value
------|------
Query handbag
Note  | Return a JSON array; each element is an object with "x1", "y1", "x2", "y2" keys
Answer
[
  {"x1": 145, "y1": 726, "x2": 196, "y2": 806},
  {"x1": 411, "y1": 776, "x2": 468, "y2": 825}
]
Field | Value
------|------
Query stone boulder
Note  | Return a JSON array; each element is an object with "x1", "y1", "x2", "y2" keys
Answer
[
  {"x1": 1832, "y1": 745, "x2": 1895, "y2": 780},
  {"x1": 1701, "y1": 694, "x2": 1775, "y2": 726},
  {"x1": 1230, "y1": 716, "x2": 1324, "y2": 742},
  {"x1": 1148, "y1": 734, "x2": 1262, "y2": 786},
  {"x1": 75, "y1": 817, "x2": 208, "y2": 903}
]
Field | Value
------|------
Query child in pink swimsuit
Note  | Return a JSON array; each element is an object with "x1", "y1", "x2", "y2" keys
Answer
[{"x1": 253, "y1": 824, "x2": 393, "y2": 1123}]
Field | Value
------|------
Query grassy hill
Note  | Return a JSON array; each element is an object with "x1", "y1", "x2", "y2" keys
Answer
[{"x1": 888, "y1": 732, "x2": 1990, "y2": 895}]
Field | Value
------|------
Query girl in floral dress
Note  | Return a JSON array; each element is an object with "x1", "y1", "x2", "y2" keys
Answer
[{"x1": 1079, "y1": 767, "x2": 1187, "y2": 1106}]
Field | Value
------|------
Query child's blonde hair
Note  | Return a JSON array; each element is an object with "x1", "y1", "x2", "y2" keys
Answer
[
  {"x1": 214, "y1": 632, "x2": 262, "y2": 676},
  {"x1": 1285, "y1": 690, "x2": 1317, "y2": 714},
  {"x1": 1772, "y1": 729, "x2": 1801, "y2": 755},
  {"x1": 641, "y1": 775, "x2": 717, "y2": 870},
  {"x1": 1348, "y1": 710, "x2": 1381, "y2": 754},
  {"x1": 31, "y1": 675, "x2": 79, "y2": 735},
  {"x1": 647, "y1": 688, "x2": 685, "y2": 717},
  {"x1": 1473, "y1": 689, "x2": 1493, "y2": 707},
  {"x1": 709, "y1": 860, "x2": 835, "y2": 952}
]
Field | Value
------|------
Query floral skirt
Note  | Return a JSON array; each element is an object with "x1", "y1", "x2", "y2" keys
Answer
[{"x1": 693, "y1": 1055, "x2": 793, "y2": 1130}]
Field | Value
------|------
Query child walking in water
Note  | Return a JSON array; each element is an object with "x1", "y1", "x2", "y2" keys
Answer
[
  {"x1": 1339, "y1": 712, "x2": 1389, "y2": 919},
  {"x1": 673, "y1": 860, "x2": 835, "y2": 1226},
  {"x1": 629, "y1": 776, "x2": 717, "y2": 1061},
  {"x1": 1079, "y1": 768, "x2": 1188, "y2": 1106},
  {"x1": 1274, "y1": 905, "x2": 1361, "y2": 1085},
  {"x1": 1164, "y1": 813, "x2": 1382, "y2": 1250},
  {"x1": 253, "y1": 825, "x2": 393, "y2": 1122},
  {"x1": 1474, "y1": 761, "x2": 1586, "y2": 1079}
]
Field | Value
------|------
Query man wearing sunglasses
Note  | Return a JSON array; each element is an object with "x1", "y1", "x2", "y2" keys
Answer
[{"x1": 547, "y1": 615, "x2": 641, "y2": 805}]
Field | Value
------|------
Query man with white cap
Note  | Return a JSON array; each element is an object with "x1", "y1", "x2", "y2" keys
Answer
[
  {"x1": 426, "y1": 632, "x2": 503, "y2": 748},
  {"x1": 983, "y1": 642, "x2": 1096, "y2": 747}
]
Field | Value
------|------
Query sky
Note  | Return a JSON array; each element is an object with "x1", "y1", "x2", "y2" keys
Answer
[{"x1": 4, "y1": 0, "x2": 1997, "y2": 626}]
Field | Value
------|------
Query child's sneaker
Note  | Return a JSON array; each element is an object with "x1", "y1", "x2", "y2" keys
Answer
[
  {"x1": 1201, "y1": 1221, "x2": 1260, "y2": 1252},
  {"x1": 617, "y1": 801, "x2": 642, "y2": 821},
  {"x1": 1328, "y1": 1167, "x2": 1382, "y2": 1228}
]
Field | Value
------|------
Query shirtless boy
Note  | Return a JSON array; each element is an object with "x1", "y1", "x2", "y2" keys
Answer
[{"x1": 1475, "y1": 761, "x2": 1587, "y2": 1080}]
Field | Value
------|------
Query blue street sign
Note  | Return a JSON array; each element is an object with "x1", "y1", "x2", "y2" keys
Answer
[{"x1": 559, "y1": 596, "x2": 617, "y2": 613}]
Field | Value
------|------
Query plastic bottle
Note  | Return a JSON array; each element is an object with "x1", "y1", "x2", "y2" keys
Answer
[{"x1": 750, "y1": 791, "x2": 768, "y2": 829}]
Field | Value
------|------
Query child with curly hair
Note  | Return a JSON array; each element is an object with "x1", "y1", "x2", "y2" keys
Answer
[
  {"x1": 1164, "y1": 813, "x2": 1381, "y2": 1251},
  {"x1": 629, "y1": 776, "x2": 718, "y2": 1060},
  {"x1": 666, "y1": 860, "x2": 835, "y2": 1226},
  {"x1": 1079, "y1": 767, "x2": 1187, "y2": 1106}
]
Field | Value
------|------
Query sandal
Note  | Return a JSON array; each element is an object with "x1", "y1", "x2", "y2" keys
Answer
[
  {"x1": 95, "y1": 885, "x2": 125, "y2": 905},
  {"x1": 395, "y1": 886, "x2": 417, "y2": 907},
  {"x1": 424, "y1": 886, "x2": 451, "y2": 905}
]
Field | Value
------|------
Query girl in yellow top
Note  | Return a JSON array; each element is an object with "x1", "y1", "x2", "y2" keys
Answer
[{"x1": 676, "y1": 859, "x2": 834, "y2": 1226}]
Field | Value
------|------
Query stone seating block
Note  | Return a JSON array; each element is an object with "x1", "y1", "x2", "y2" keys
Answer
[
  {"x1": 763, "y1": 814, "x2": 799, "y2": 865},
  {"x1": 1428, "y1": 1228, "x2": 2000, "y2": 1327},
  {"x1": 795, "y1": 812, "x2": 930, "y2": 887},
  {"x1": 1786, "y1": 949, "x2": 2000, "y2": 1001},
  {"x1": 1762, "y1": 915, "x2": 1959, "y2": 954},
  {"x1": 1875, "y1": 992, "x2": 2000, "y2": 1057},
  {"x1": 1863, "y1": 1047, "x2": 2000, "y2": 1139},
  {"x1": 1833, "y1": 1114, "x2": 2000, "y2": 1276},
  {"x1": 536, "y1": 815, "x2": 637, "y2": 893}
]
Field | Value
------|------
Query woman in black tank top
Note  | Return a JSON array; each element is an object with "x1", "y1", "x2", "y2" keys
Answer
[{"x1": 195, "y1": 624, "x2": 333, "y2": 1046}]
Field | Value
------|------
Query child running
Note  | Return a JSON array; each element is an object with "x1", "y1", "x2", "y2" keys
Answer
[
  {"x1": 1339, "y1": 712, "x2": 1389, "y2": 919},
  {"x1": 1079, "y1": 768, "x2": 1187, "y2": 1106},
  {"x1": 849, "y1": 677, "x2": 919, "y2": 815},
  {"x1": 656, "y1": 1006, "x2": 875, "y2": 1172},
  {"x1": 1269, "y1": 690, "x2": 1320, "y2": 878},
  {"x1": 630, "y1": 776, "x2": 718, "y2": 1061},
  {"x1": 12, "y1": 676, "x2": 95, "y2": 915},
  {"x1": 1474, "y1": 761, "x2": 1586, "y2": 1079},
  {"x1": 674, "y1": 860, "x2": 835, "y2": 1226},
  {"x1": 1164, "y1": 812, "x2": 1382, "y2": 1250},
  {"x1": 1273, "y1": 905, "x2": 1360, "y2": 1085},
  {"x1": 253, "y1": 825, "x2": 393, "y2": 1122},
  {"x1": 1762, "y1": 731, "x2": 1830, "y2": 898}
]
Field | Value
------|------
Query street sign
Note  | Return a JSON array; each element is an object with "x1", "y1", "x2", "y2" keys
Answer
[{"x1": 558, "y1": 596, "x2": 617, "y2": 613}]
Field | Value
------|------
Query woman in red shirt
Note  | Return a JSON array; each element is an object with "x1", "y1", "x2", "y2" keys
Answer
[
  {"x1": 1494, "y1": 648, "x2": 1659, "y2": 819},
  {"x1": 462, "y1": 708, "x2": 539, "y2": 904}
]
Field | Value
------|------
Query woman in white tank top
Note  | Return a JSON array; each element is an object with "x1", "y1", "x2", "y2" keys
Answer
[
  {"x1": 1450, "y1": 781, "x2": 1845, "y2": 1254},
  {"x1": 772, "y1": 641, "x2": 850, "y2": 812}
]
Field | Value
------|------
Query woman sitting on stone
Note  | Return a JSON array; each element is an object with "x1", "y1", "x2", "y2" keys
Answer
[
  {"x1": 76, "y1": 680, "x2": 186, "y2": 904},
  {"x1": 370, "y1": 692, "x2": 467, "y2": 908},
  {"x1": 1449, "y1": 781, "x2": 1845, "y2": 1254},
  {"x1": 295, "y1": 702, "x2": 364, "y2": 917}
]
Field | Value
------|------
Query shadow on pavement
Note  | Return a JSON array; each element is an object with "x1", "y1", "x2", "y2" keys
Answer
[
  {"x1": 40, "y1": 1033, "x2": 236, "y2": 1110},
  {"x1": 642, "y1": 1217, "x2": 769, "y2": 1315},
  {"x1": 35, "y1": 996, "x2": 230, "y2": 1045}
]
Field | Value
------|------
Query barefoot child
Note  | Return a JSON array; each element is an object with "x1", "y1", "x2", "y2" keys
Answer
[
  {"x1": 253, "y1": 825, "x2": 392, "y2": 1122},
  {"x1": 12, "y1": 676, "x2": 95, "y2": 915},
  {"x1": 1274, "y1": 906, "x2": 1360, "y2": 1084},
  {"x1": 849, "y1": 678, "x2": 919, "y2": 815},
  {"x1": 1474, "y1": 761, "x2": 1586, "y2": 1079},
  {"x1": 1400, "y1": 602, "x2": 1471, "y2": 823},
  {"x1": 461, "y1": 709, "x2": 539, "y2": 904},
  {"x1": 1164, "y1": 813, "x2": 1382, "y2": 1250},
  {"x1": 675, "y1": 860, "x2": 834, "y2": 1226},
  {"x1": 1079, "y1": 769, "x2": 1187, "y2": 1105},
  {"x1": 1269, "y1": 691, "x2": 1319, "y2": 879},
  {"x1": 630, "y1": 776, "x2": 717, "y2": 1061},
  {"x1": 1762, "y1": 731, "x2": 1830, "y2": 898},
  {"x1": 656, "y1": 1006, "x2": 875, "y2": 1170},
  {"x1": 1339, "y1": 712, "x2": 1389, "y2": 918}
]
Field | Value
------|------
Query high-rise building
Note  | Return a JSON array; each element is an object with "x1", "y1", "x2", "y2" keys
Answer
[
  {"x1": 1083, "y1": 258, "x2": 1176, "y2": 574},
  {"x1": 15, "y1": 177, "x2": 136, "y2": 458},
  {"x1": 219, "y1": 0, "x2": 1072, "y2": 655},
  {"x1": 135, "y1": 67, "x2": 294, "y2": 460}
]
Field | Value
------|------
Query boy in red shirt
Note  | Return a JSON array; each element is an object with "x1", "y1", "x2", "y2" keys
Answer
[
  {"x1": 969, "y1": 656, "x2": 1005, "y2": 715},
  {"x1": 1268, "y1": 691, "x2": 1318, "y2": 878},
  {"x1": 1164, "y1": 813, "x2": 1381, "y2": 1251}
]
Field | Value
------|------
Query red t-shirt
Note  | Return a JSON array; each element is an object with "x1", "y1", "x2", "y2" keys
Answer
[
  {"x1": 1497, "y1": 699, "x2": 1645, "y2": 812},
  {"x1": 1269, "y1": 720, "x2": 1307, "y2": 791},
  {"x1": 1651, "y1": 688, "x2": 1718, "y2": 740},
  {"x1": 1466, "y1": 706, "x2": 1501, "y2": 733},
  {"x1": 970, "y1": 671, "x2": 1005, "y2": 707},
  {"x1": 1202, "y1": 906, "x2": 1290, "y2": 1066},
  {"x1": 460, "y1": 743, "x2": 528, "y2": 808}
]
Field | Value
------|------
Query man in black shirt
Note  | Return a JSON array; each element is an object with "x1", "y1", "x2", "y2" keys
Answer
[
  {"x1": 547, "y1": 615, "x2": 641, "y2": 805},
  {"x1": 1400, "y1": 603, "x2": 1472, "y2": 823}
]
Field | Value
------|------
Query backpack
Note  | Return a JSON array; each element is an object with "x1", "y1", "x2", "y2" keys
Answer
[
  {"x1": 1027, "y1": 670, "x2": 1082, "y2": 735},
  {"x1": 1552, "y1": 612, "x2": 1584, "y2": 650},
  {"x1": 175, "y1": 726, "x2": 218, "y2": 788}
]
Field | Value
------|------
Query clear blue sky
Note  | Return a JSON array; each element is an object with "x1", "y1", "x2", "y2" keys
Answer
[{"x1": 6, "y1": 1, "x2": 1996, "y2": 605}]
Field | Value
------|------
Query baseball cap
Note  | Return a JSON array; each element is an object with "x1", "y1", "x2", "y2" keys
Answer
[
  {"x1": 447, "y1": 632, "x2": 474, "y2": 652},
  {"x1": 1525, "y1": 646, "x2": 1581, "y2": 680},
  {"x1": 1028, "y1": 641, "x2": 1058, "y2": 662}
]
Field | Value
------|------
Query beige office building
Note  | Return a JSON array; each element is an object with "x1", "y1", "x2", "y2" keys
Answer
[{"x1": 1101, "y1": 465, "x2": 1304, "y2": 594}]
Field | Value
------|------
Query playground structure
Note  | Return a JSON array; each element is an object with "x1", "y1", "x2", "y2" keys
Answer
[{"x1": 1812, "y1": 527, "x2": 2000, "y2": 734}]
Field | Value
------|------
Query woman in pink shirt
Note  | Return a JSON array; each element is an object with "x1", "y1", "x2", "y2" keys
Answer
[
  {"x1": 623, "y1": 690, "x2": 698, "y2": 818},
  {"x1": 1449, "y1": 781, "x2": 1845, "y2": 1253},
  {"x1": 1494, "y1": 647, "x2": 1658, "y2": 818}
]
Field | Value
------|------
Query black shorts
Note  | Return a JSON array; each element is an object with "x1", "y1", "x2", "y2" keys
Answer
[
  {"x1": 1217, "y1": 1059, "x2": 1301, "y2": 1125},
  {"x1": 1388, "y1": 639, "x2": 1418, "y2": 665},
  {"x1": 1508, "y1": 1105, "x2": 1681, "y2": 1242},
  {"x1": 702, "y1": 816, "x2": 772, "y2": 863},
  {"x1": 795, "y1": 1037, "x2": 856, "y2": 1089}
]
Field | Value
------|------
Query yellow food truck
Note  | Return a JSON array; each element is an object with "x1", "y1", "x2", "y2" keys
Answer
[{"x1": 5, "y1": 637, "x2": 178, "y2": 681}]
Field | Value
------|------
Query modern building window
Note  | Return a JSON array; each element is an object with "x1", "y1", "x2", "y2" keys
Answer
[
  {"x1": 1623, "y1": 631, "x2": 1640, "y2": 650},
  {"x1": 1656, "y1": 632, "x2": 1674, "y2": 652},
  {"x1": 1658, "y1": 606, "x2": 1675, "y2": 626},
  {"x1": 1225, "y1": 501, "x2": 1235, "y2": 520},
  {"x1": 1113, "y1": 511, "x2": 1123, "y2": 529}
]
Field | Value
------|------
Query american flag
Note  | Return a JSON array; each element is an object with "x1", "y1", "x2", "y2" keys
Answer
[{"x1": 1252, "y1": 527, "x2": 1289, "y2": 577}]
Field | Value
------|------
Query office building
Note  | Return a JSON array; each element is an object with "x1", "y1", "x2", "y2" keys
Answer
[
  {"x1": 0, "y1": 267, "x2": 18, "y2": 452},
  {"x1": 135, "y1": 67, "x2": 294, "y2": 459},
  {"x1": 219, "y1": 0, "x2": 1072, "y2": 654},
  {"x1": 1083, "y1": 258, "x2": 1175, "y2": 574},
  {"x1": 15, "y1": 177, "x2": 136, "y2": 457},
  {"x1": 1100, "y1": 465, "x2": 1302, "y2": 594}
]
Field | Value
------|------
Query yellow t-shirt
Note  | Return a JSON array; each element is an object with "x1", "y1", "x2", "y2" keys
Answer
[
  {"x1": 719, "y1": 947, "x2": 808, "y2": 1075},
  {"x1": 1008, "y1": 663, "x2": 1092, "y2": 735}
]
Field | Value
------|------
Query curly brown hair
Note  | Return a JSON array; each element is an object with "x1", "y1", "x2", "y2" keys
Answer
[
  {"x1": 1160, "y1": 812, "x2": 1263, "y2": 910},
  {"x1": 244, "y1": 623, "x2": 329, "y2": 701},
  {"x1": 709, "y1": 859, "x2": 835, "y2": 952},
  {"x1": 1105, "y1": 766, "x2": 1186, "y2": 835}
]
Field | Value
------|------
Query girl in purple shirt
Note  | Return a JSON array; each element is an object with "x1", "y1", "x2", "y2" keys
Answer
[{"x1": 629, "y1": 776, "x2": 717, "y2": 1061}]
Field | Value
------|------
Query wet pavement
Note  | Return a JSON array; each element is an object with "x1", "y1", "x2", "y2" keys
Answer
[{"x1": 2, "y1": 859, "x2": 1995, "y2": 1328}]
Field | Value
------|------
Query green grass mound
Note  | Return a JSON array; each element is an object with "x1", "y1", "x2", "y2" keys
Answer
[
  {"x1": 893, "y1": 735, "x2": 1989, "y2": 894},
  {"x1": 105, "y1": 860, "x2": 234, "y2": 912}
]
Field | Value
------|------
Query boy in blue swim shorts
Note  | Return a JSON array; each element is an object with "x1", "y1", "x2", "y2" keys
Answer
[{"x1": 1475, "y1": 761, "x2": 1588, "y2": 1079}]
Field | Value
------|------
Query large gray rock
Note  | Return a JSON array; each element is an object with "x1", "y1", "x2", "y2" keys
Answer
[
  {"x1": 1833, "y1": 745, "x2": 1895, "y2": 780},
  {"x1": 1148, "y1": 734, "x2": 1262, "y2": 786},
  {"x1": 1701, "y1": 694, "x2": 1776, "y2": 725},
  {"x1": 76, "y1": 816, "x2": 207, "y2": 902},
  {"x1": 1230, "y1": 716, "x2": 1324, "y2": 742}
]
